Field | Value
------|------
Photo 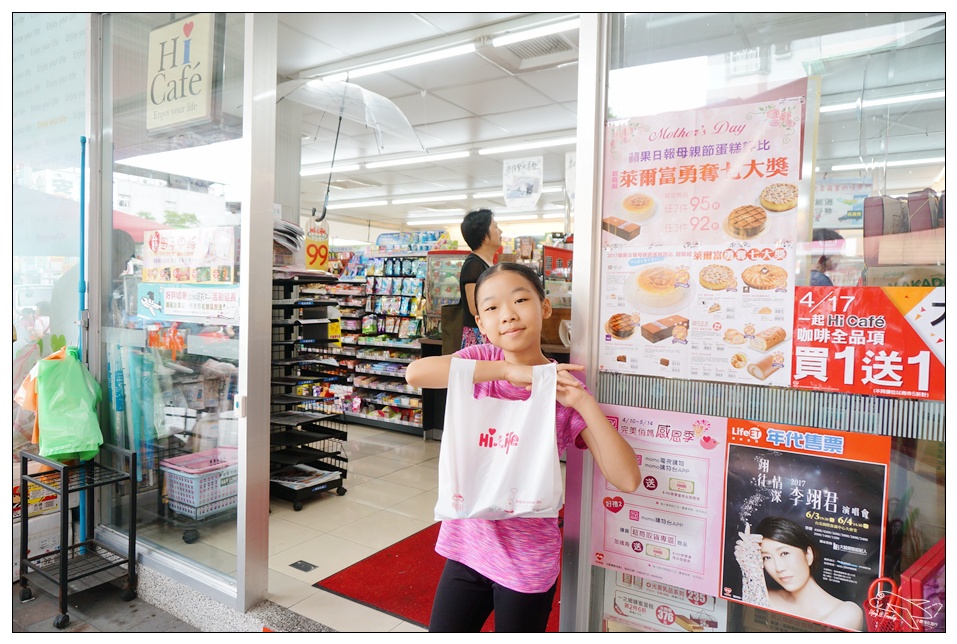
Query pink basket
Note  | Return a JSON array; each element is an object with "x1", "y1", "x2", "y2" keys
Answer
[{"x1": 160, "y1": 448, "x2": 239, "y2": 519}]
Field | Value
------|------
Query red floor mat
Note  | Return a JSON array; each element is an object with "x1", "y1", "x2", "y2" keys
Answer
[{"x1": 313, "y1": 521, "x2": 561, "y2": 632}]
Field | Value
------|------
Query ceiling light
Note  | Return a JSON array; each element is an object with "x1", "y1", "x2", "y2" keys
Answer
[
  {"x1": 325, "y1": 200, "x2": 388, "y2": 210},
  {"x1": 541, "y1": 186, "x2": 564, "y2": 194},
  {"x1": 495, "y1": 214, "x2": 540, "y2": 222},
  {"x1": 472, "y1": 190, "x2": 503, "y2": 199},
  {"x1": 329, "y1": 43, "x2": 476, "y2": 80},
  {"x1": 820, "y1": 91, "x2": 944, "y2": 113},
  {"x1": 492, "y1": 17, "x2": 580, "y2": 48},
  {"x1": 301, "y1": 163, "x2": 361, "y2": 177},
  {"x1": 820, "y1": 99, "x2": 860, "y2": 114},
  {"x1": 392, "y1": 194, "x2": 468, "y2": 206},
  {"x1": 542, "y1": 213, "x2": 569, "y2": 219},
  {"x1": 406, "y1": 218, "x2": 464, "y2": 226},
  {"x1": 366, "y1": 150, "x2": 471, "y2": 169},
  {"x1": 478, "y1": 137, "x2": 576, "y2": 156},
  {"x1": 830, "y1": 156, "x2": 944, "y2": 171}
]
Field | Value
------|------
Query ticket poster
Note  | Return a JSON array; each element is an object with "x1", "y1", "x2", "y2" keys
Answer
[
  {"x1": 602, "y1": 572, "x2": 728, "y2": 633},
  {"x1": 591, "y1": 405, "x2": 727, "y2": 595},
  {"x1": 791, "y1": 286, "x2": 945, "y2": 400},
  {"x1": 142, "y1": 226, "x2": 237, "y2": 284},
  {"x1": 597, "y1": 246, "x2": 795, "y2": 385},
  {"x1": 720, "y1": 419, "x2": 891, "y2": 632}
]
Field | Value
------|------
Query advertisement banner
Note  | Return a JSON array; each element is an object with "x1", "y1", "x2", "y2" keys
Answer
[
  {"x1": 591, "y1": 405, "x2": 727, "y2": 595},
  {"x1": 503, "y1": 156, "x2": 543, "y2": 210},
  {"x1": 813, "y1": 178, "x2": 871, "y2": 229},
  {"x1": 597, "y1": 94, "x2": 805, "y2": 383},
  {"x1": 137, "y1": 283, "x2": 240, "y2": 323},
  {"x1": 720, "y1": 419, "x2": 891, "y2": 632},
  {"x1": 602, "y1": 571, "x2": 729, "y2": 633},
  {"x1": 791, "y1": 286, "x2": 944, "y2": 400},
  {"x1": 142, "y1": 226, "x2": 236, "y2": 284}
]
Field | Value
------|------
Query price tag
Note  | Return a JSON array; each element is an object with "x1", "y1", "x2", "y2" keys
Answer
[{"x1": 305, "y1": 238, "x2": 329, "y2": 270}]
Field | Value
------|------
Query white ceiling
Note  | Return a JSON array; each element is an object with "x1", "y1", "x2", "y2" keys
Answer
[{"x1": 276, "y1": 12, "x2": 945, "y2": 231}]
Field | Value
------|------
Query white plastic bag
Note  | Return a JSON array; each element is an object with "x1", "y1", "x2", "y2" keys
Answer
[{"x1": 434, "y1": 359, "x2": 563, "y2": 521}]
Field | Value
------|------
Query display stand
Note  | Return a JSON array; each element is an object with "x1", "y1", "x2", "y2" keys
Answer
[
  {"x1": 18, "y1": 444, "x2": 137, "y2": 630},
  {"x1": 271, "y1": 274, "x2": 349, "y2": 509}
]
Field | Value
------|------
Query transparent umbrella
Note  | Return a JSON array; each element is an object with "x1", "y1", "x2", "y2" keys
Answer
[{"x1": 278, "y1": 79, "x2": 423, "y2": 219}]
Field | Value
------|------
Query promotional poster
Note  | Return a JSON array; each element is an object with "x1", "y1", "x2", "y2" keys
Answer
[
  {"x1": 720, "y1": 419, "x2": 891, "y2": 632},
  {"x1": 591, "y1": 405, "x2": 727, "y2": 595},
  {"x1": 602, "y1": 572, "x2": 728, "y2": 633},
  {"x1": 791, "y1": 286, "x2": 945, "y2": 400},
  {"x1": 597, "y1": 95, "x2": 805, "y2": 381}
]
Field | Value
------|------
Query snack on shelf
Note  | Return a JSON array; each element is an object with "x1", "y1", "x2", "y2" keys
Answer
[
  {"x1": 759, "y1": 182, "x2": 799, "y2": 212},
  {"x1": 750, "y1": 326, "x2": 787, "y2": 351}
]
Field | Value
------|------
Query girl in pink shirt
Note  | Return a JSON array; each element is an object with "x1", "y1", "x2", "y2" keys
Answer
[{"x1": 406, "y1": 263, "x2": 641, "y2": 632}]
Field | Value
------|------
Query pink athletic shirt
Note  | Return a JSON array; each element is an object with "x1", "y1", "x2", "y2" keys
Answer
[{"x1": 434, "y1": 343, "x2": 588, "y2": 593}]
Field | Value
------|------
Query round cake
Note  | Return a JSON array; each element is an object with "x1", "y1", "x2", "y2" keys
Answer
[
  {"x1": 628, "y1": 265, "x2": 685, "y2": 309},
  {"x1": 759, "y1": 183, "x2": 798, "y2": 212},
  {"x1": 604, "y1": 313, "x2": 640, "y2": 339},
  {"x1": 698, "y1": 264, "x2": 735, "y2": 290},
  {"x1": 742, "y1": 264, "x2": 789, "y2": 290},
  {"x1": 726, "y1": 204, "x2": 768, "y2": 238},
  {"x1": 621, "y1": 193, "x2": 656, "y2": 221}
]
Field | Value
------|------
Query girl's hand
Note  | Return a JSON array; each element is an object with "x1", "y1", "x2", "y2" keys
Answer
[{"x1": 501, "y1": 362, "x2": 584, "y2": 390}]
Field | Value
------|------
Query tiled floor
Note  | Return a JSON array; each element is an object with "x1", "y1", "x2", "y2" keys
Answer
[{"x1": 265, "y1": 423, "x2": 440, "y2": 632}]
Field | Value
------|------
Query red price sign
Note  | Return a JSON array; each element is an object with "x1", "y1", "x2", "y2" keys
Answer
[
  {"x1": 305, "y1": 238, "x2": 329, "y2": 271},
  {"x1": 791, "y1": 286, "x2": 944, "y2": 400}
]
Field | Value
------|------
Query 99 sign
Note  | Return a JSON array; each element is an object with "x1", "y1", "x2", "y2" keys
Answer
[{"x1": 306, "y1": 239, "x2": 329, "y2": 270}]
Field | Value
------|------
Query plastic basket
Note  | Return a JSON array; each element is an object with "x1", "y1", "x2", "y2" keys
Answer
[
  {"x1": 160, "y1": 447, "x2": 239, "y2": 520},
  {"x1": 865, "y1": 577, "x2": 903, "y2": 633}
]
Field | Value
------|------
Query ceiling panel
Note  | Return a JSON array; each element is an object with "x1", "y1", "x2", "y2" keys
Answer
[
  {"x1": 431, "y1": 76, "x2": 556, "y2": 116},
  {"x1": 481, "y1": 104, "x2": 577, "y2": 134}
]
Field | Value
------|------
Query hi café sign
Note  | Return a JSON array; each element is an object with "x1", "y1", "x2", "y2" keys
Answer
[{"x1": 146, "y1": 13, "x2": 223, "y2": 133}]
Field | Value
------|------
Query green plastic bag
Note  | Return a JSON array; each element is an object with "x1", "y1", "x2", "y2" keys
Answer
[{"x1": 37, "y1": 346, "x2": 103, "y2": 462}]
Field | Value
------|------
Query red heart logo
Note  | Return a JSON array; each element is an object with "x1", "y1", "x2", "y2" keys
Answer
[
  {"x1": 603, "y1": 496, "x2": 624, "y2": 513},
  {"x1": 183, "y1": 21, "x2": 194, "y2": 38},
  {"x1": 488, "y1": 428, "x2": 496, "y2": 435}
]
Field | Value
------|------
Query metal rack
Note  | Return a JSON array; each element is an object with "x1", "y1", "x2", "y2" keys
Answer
[{"x1": 18, "y1": 444, "x2": 137, "y2": 630}]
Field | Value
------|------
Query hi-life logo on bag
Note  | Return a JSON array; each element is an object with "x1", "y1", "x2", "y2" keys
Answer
[{"x1": 478, "y1": 427, "x2": 520, "y2": 454}]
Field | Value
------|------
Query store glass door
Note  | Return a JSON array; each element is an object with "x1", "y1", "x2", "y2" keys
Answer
[
  {"x1": 567, "y1": 12, "x2": 944, "y2": 634},
  {"x1": 97, "y1": 12, "x2": 251, "y2": 589}
]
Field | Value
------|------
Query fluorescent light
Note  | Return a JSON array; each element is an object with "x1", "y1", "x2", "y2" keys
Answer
[
  {"x1": 406, "y1": 218, "x2": 463, "y2": 226},
  {"x1": 322, "y1": 72, "x2": 348, "y2": 83},
  {"x1": 542, "y1": 213, "x2": 569, "y2": 219},
  {"x1": 831, "y1": 156, "x2": 944, "y2": 171},
  {"x1": 337, "y1": 43, "x2": 476, "y2": 80},
  {"x1": 301, "y1": 163, "x2": 361, "y2": 177},
  {"x1": 492, "y1": 18, "x2": 580, "y2": 48},
  {"x1": 472, "y1": 190, "x2": 503, "y2": 199},
  {"x1": 862, "y1": 91, "x2": 945, "y2": 108},
  {"x1": 391, "y1": 194, "x2": 468, "y2": 206},
  {"x1": 366, "y1": 150, "x2": 470, "y2": 169},
  {"x1": 495, "y1": 214, "x2": 540, "y2": 222},
  {"x1": 326, "y1": 200, "x2": 388, "y2": 210},
  {"x1": 541, "y1": 186, "x2": 564, "y2": 194},
  {"x1": 820, "y1": 91, "x2": 944, "y2": 113},
  {"x1": 478, "y1": 137, "x2": 576, "y2": 156}
]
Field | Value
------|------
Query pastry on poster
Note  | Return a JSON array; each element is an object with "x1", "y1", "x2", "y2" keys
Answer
[
  {"x1": 620, "y1": 192, "x2": 657, "y2": 222},
  {"x1": 604, "y1": 312, "x2": 641, "y2": 340},
  {"x1": 624, "y1": 265, "x2": 693, "y2": 313},
  {"x1": 759, "y1": 183, "x2": 799, "y2": 212},
  {"x1": 699, "y1": 264, "x2": 735, "y2": 291},
  {"x1": 730, "y1": 353, "x2": 748, "y2": 369},
  {"x1": 742, "y1": 264, "x2": 788, "y2": 290},
  {"x1": 723, "y1": 328, "x2": 747, "y2": 345},
  {"x1": 725, "y1": 205, "x2": 768, "y2": 239},
  {"x1": 750, "y1": 326, "x2": 788, "y2": 351},
  {"x1": 641, "y1": 315, "x2": 689, "y2": 343},
  {"x1": 747, "y1": 352, "x2": 785, "y2": 381}
]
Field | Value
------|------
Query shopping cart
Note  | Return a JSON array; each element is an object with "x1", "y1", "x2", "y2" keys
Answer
[
  {"x1": 159, "y1": 447, "x2": 238, "y2": 543},
  {"x1": 864, "y1": 577, "x2": 903, "y2": 633}
]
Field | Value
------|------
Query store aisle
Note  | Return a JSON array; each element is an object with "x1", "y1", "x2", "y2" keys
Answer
[{"x1": 266, "y1": 423, "x2": 441, "y2": 633}]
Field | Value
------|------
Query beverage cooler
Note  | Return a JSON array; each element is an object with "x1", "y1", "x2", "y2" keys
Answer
[{"x1": 424, "y1": 250, "x2": 470, "y2": 338}]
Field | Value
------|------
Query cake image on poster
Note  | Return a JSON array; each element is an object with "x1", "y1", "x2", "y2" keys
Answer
[
  {"x1": 604, "y1": 312, "x2": 641, "y2": 340},
  {"x1": 723, "y1": 328, "x2": 747, "y2": 345},
  {"x1": 742, "y1": 264, "x2": 789, "y2": 290},
  {"x1": 759, "y1": 183, "x2": 799, "y2": 212},
  {"x1": 699, "y1": 264, "x2": 735, "y2": 290},
  {"x1": 621, "y1": 192, "x2": 657, "y2": 222},
  {"x1": 725, "y1": 204, "x2": 768, "y2": 239},
  {"x1": 749, "y1": 326, "x2": 788, "y2": 351},
  {"x1": 624, "y1": 265, "x2": 693, "y2": 313}
]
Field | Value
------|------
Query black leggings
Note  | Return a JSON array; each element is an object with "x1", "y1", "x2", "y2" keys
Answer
[{"x1": 428, "y1": 559, "x2": 557, "y2": 633}]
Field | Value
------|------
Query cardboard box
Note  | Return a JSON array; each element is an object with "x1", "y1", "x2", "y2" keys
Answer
[
  {"x1": 863, "y1": 196, "x2": 908, "y2": 266},
  {"x1": 13, "y1": 512, "x2": 71, "y2": 581},
  {"x1": 906, "y1": 188, "x2": 940, "y2": 232}
]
